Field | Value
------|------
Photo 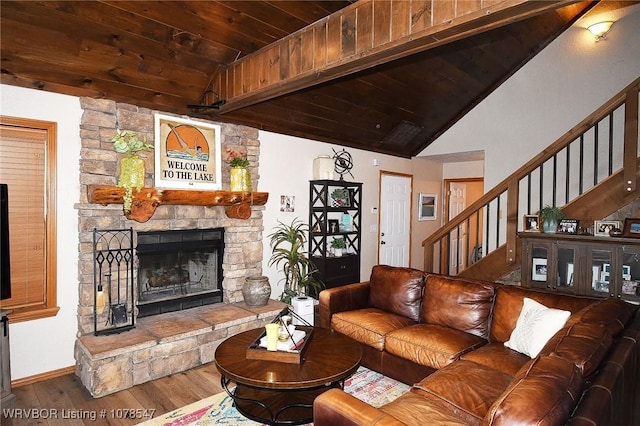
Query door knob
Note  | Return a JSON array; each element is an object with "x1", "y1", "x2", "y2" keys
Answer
[{"x1": 381, "y1": 241, "x2": 386, "y2": 245}]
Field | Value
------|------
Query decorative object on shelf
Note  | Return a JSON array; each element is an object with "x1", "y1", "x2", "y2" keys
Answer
[
  {"x1": 328, "y1": 219, "x2": 339, "y2": 233},
  {"x1": 418, "y1": 193, "x2": 437, "y2": 221},
  {"x1": 331, "y1": 188, "x2": 351, "y2": 207},
  {"x1": 537, "y1": 205, "x2": 565, "y2": 233},
  {"x1": 340, "y1": 212, "x2": 352, "y2": 232},
  {"x1": 242, "y1": 275, "x2": 271, "y2": 307},
  {"x1": 594, "y1": 220, "x2": 622, "y2": 237},
  {"x1": 154, "y1": 113, "x2": 222, "y2": 190},
  {"x1": 268, "y1": 218, "x2": 322, "y2": 304},
  {"x1": 609, "y1": 227, "x2": 623, "y2": 237},
  {"x1": 331, "y1": 237, "x2": 346, "y2": 257},
  {"x1": 313, "y1": 155, "x2": 335, "y2": 180},
  {"x1": 531, "y1": 258, "x2": 548, "y2": 281},
  {"x1": 557, "y1": 219, "x2": 579, "y2": 234},
  {"x1": 111, "y1": 129, "x2": 153, "y2": 214},
  {"x1": 226, "y1": 146, "x2": 252, "y2": 192},
  {"x1": 332, "y1": 148, "x2": 354, "y2": 180},
  {"x1": 622, "y1": 218, "x2": 640, "y2": 239},
  {"x1": 523, "y1": 214, "x2": 540, "y2": 232}
]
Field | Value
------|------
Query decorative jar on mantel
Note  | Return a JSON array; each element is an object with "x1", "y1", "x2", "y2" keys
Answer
[{"x1": 230, "y1": 166, "x2": 252, "y2": 192}]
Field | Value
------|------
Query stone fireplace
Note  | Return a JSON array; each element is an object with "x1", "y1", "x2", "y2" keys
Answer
[{"x1": 74, "y1": 98, "x2": 285, "y2": 397}]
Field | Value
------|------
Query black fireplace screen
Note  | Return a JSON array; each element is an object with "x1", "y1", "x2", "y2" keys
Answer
[{"x1": 136, "y1": 228, "x2": 224, "y2": 317}]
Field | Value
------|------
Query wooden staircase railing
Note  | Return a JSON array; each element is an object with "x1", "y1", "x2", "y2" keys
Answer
[{"x1": 422, "y1": 77, "x2": 640, "y2": 280}]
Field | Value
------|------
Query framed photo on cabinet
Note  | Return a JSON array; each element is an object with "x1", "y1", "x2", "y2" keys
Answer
[
  {"x1": 622, "y1": 218, "x2": 640, "y2": 238},
  {"x1": 532, "y1": 258, "x2": 547, "y2": 281},
  {"x1": 524, "y1": 214, "x2": 540, "y2": 232},
  {"x1": 594, "y1": 220, "x2": 621, "y2": 237}
]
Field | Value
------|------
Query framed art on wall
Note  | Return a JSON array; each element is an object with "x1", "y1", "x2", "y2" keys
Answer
[
  {"x1": 418, "y1": 193, "x2": 437, "y2": 221},
  {"x1": 154, "y1": 113, "x2": 222, "y2": 190}
]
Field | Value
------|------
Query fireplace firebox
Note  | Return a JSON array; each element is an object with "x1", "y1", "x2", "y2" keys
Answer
[{"x1": 136, "y1": 228, "x2": 224, "y2": 317}]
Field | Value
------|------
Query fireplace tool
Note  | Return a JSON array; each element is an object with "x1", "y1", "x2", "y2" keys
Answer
[{"x1": 106, "y1": 270, "x2": 128, "y2": 325}]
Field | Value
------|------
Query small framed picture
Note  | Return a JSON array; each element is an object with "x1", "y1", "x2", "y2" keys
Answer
[
  {"x1": 622, "y1": 218, "x2": 640, "y2": 239},
  {"x1": 532, "y1": 258, "x2": 547, "y2": 281},
  {"x1": 418, "y1": 193, "x2": 437, "y2": 221},
  {"x1": 330, "y1": 188, "x2": 351, "y2": 208},
  {"x1": 523, "y1": 214, "x2": 540, "y2": 232},
  {"x1": 594, "y1": 220, "x2": 621, "y2": 237},
  {"x1": 591, "y1": 265, "x2": 601, "y2": 289},
  {"x1": 566, "y1": 263, "x2": 574, "y2": 286},
  {"x1": 601, "y1": 263, "x2": 611, "y2": 283},
  {"x1": 328, "y1": 219, "x2": 340, "y2": 234},
  {"x1": 623, "y1": 265, "x2": 631, "y2": 281},
  {"x1": 557, "y1": 219, "x2": 579, "y2": 234}
]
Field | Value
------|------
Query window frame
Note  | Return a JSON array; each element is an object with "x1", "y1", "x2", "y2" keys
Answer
[{"x1": 0, "y1": 116, "x2": 59, "y2": 322}]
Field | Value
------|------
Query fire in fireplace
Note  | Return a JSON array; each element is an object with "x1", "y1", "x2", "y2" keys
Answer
[{"x1": 136, "y1": 228, "x2": 224, "y2": 317}]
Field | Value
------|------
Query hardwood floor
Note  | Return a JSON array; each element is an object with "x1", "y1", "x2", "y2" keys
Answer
[{"x1": 2, "y1": 363, "x2": 224, "y2": 426}]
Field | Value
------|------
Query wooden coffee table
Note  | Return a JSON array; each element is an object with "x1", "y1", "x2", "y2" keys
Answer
[{"x1": 215, "y1": 326, "x2": 361, "y2": 425}]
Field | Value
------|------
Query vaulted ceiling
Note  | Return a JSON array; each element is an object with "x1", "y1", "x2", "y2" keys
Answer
[{"x1": 0, "y1": 1, "x2": 624, "y2": 157}]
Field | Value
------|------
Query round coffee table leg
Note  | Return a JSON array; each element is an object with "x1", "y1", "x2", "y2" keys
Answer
[{"x1": 221, "y1": 375, "x2": 339, "y2": 425}]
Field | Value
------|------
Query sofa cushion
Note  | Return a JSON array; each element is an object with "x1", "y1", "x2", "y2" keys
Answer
[
  {"x1": 489, "y1": 285, "x2": 594, "y2": 343},
  {"x1": 461, "y1": 342, "x2": 530, "y2": 377},
  {"x1": 368, "y1": 265, "x2": 425, "y2": 322},
  {"x1": 482, "y1": 355, "x2": 584, "y2": 426},
  {"x1": 331, "y1": 308, "x2": 416, "y2": 351},
  {"x1": 412, "y1": 360, "x2": 513, "y2": 425},
  {"x1": 504, "y1": 297, "x2": 571, "y2": 358},
  {"x1": 540, "y1": 322, "x2": 613, "y2": 377},
  {"x1": 421, "y1": 274, "x2": 495, "y2": 339},
  {"x1": 380, "y1": 391, "x2": 469, "y2": 426},
  {"x1": 576, "y1": 298, "x2": 637, "y2": 337},
  {"x1": 385, "y1": 323, "x2": 486, "y2": 369}
]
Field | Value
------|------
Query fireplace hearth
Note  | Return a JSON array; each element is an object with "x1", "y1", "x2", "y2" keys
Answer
[{"x1": 136, "y1": 228, "x2": 224, "y2": 317}]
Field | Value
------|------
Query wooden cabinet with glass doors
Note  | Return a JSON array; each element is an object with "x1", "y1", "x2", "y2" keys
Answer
[{"x1": 520, "y1": 233, "x2": 640, "y2": 303}]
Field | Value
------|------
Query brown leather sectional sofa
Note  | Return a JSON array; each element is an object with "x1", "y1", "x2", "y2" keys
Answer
[{"x1": 314, "y1": 265, "x2": 640, "y2": 425}]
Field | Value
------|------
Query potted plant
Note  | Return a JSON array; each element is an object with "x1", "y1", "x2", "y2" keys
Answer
[
  {"x1": 330, "y1": 237, "x2": 346, "y2": 257},
  {"x1": 268, "y1": 218, "x2": 322, "y2": 304},
  {"x1": 111, "y1": 129, "x2": 153, "y2": 213},
  {"x1": 537, "y1": 205, "x2": 565, "y2": 233},
  {"x1": 225, "y1": 146, "x2": 251, "y2": 192}
]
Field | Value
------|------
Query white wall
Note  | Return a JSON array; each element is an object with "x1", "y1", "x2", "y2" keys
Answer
[
  {"x1": 420, "y1": 4, "x2": 640, "y2": 189},
  {"x1": 258, "y1": 132, "x2": 413, "y2": 299},
  {"x1": 0, "y1": 85, "x2": 81, "y2": 380}
]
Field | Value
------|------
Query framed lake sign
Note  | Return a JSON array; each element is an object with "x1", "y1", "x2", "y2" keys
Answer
[{"x1": 154, "y1": 113, "x2": 222, "y2": 190}]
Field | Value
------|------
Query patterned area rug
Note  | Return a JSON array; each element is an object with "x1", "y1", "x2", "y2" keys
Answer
[{"x1": 138, "y1": 366, "x2": 409, "y2": 426}]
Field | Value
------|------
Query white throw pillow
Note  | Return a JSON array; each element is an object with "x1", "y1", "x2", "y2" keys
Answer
[{"x1": 504, "y1": 297, "x2": 571, "y2": 358}]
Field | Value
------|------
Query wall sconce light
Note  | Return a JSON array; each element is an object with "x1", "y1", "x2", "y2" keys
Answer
[{"x1": 587, "y1": 21, "x2": 614, "y2": 41}]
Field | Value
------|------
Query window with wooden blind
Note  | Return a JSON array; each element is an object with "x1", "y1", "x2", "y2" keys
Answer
[{"x1": 0, "y1": 116, "x2": 58, "y2": 322}]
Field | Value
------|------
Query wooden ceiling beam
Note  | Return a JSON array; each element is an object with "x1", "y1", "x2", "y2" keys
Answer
[{"x1": 214, "y1": 0, "x2": 580, "y2": 114}]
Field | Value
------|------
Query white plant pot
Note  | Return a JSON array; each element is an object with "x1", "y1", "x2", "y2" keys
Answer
[{"x1": 333, "y1": 248, "x2": 343, "y2": 257}]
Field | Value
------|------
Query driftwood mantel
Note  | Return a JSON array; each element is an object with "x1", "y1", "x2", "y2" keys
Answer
[{"x1": 87, "y1": 185, "x2": 269, "y2": 223}]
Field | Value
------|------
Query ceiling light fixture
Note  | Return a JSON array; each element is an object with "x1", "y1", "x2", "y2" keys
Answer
[{"x1": 587, "y1": 21, "x2": 614, "y2": 41}]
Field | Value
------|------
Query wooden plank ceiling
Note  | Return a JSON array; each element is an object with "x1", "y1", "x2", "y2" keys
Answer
[{"x1": 0, "y1": 1, "x2": 608, "y2": 157}]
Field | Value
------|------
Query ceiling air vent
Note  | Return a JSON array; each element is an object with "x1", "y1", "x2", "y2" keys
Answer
[{"x1": 381, "y1": 121, "x2": 423, "y2": 146}]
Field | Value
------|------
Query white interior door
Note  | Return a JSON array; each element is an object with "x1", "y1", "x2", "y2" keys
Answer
[
  {"x1": 379, "y1": 173, "x2": 412, "y2": 267},
  {"x1": 448, "y1": 182, "x2": 467, "y2": 273}
]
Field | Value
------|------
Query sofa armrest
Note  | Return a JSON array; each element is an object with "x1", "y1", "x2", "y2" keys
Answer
[
  {"x1": 313, "y1": 388, "x2": 405, "y2": 426},
  {"x1": 318, "y1": 281, "x2": 371, "y2": 329}
]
